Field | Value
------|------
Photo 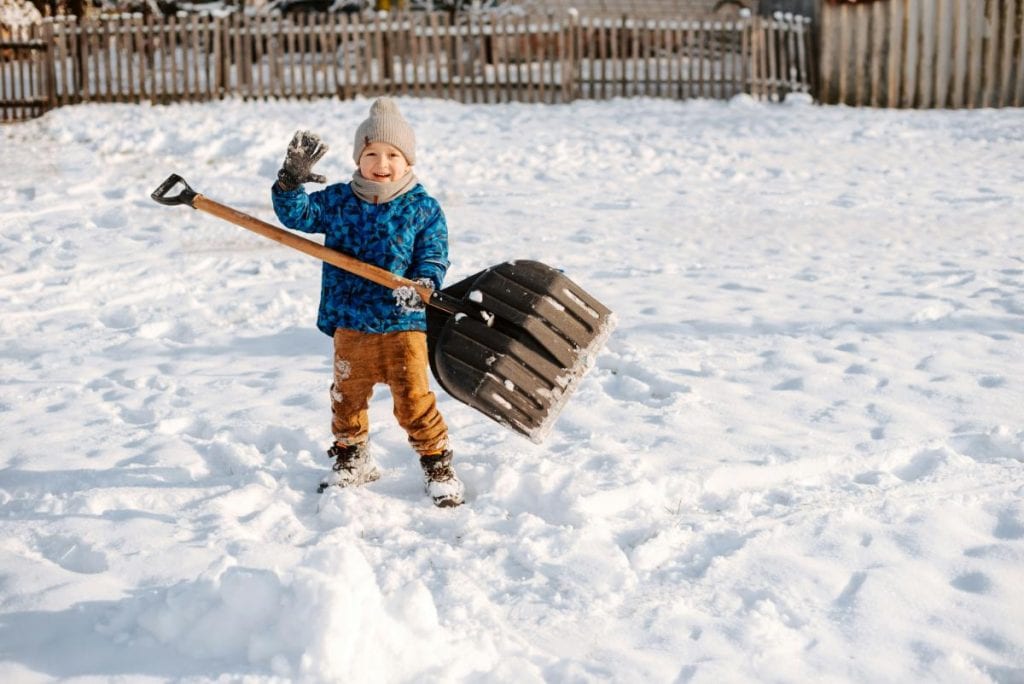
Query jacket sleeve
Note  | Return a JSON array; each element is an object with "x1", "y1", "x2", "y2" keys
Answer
[
  {"x1": 271, "y1": 183, "x2": 330, "y2": 235},
  {"x1": 408, "y1": 198, "x2": 449, "y2": 290}
]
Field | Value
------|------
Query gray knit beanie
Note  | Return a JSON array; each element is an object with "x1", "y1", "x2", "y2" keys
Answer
[{"x1": 352, "y1": 98, "x2": 416, "y2": 165}]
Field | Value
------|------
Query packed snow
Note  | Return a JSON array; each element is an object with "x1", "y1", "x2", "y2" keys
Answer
[{"x1": 1, "y1": 95, "x2": 1023, "y2": 682}]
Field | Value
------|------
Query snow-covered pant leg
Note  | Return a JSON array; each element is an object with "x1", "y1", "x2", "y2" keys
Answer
[
  {"x1": 330, "y1": 328, "x2": 377, "y2": 447},
  {"x1": 383, "y1": 331, "x2": 449, "y2": 456},
  {"x1": 330, "y1": 329, "x2": 448, "y2": 456}
]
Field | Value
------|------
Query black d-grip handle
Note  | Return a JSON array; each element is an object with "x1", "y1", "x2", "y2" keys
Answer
[{"x1": 151, "y1": 174, "x2": 198, "y2": 207}]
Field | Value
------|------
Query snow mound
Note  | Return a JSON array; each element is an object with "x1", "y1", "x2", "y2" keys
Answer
[{"x1": 103, "y1": 547, "x2": 451, "y2": 680}]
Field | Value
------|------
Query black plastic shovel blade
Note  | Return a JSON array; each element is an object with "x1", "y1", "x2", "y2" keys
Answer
[{"x1": 427, "y1": 260, "x2": 615, "y2": 443}]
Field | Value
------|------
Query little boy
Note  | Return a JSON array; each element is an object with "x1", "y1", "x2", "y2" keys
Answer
[{"x1": 271, "y1": 98, "x2": 463, "y2": 508}]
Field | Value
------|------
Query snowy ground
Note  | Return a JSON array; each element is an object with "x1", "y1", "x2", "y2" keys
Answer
[{"x1": 1, "y1": 95, "x2": 1023, "y2": 683}]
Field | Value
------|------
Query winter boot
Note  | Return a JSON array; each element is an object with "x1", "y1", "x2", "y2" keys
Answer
[
  {"x1": 317, "y1": 443, "x2": 381, "y2": 493},
  {"x1": 420, "y1": 450, "x2": 464, "y2": 508}
]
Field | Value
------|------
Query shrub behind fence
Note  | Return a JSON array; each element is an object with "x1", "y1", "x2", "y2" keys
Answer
[{"x1": 1, "y1": 11, "x2": 812, "y2": 122}]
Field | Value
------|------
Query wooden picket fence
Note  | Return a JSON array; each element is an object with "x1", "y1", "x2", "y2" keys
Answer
[
  {"x1": 0, "y1": 33, "x2": 51, "y2": 121},
  {"x1": 0, "y1": 11, "x2": 813, "y2": 122},
  {"x1": 819, "y1": 0, "x2": 1024, "y2": 108}
]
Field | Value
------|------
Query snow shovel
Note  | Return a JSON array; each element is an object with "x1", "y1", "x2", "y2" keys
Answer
[{"x1": 151, "y1": 174, "x2": 614, "y2": 443}]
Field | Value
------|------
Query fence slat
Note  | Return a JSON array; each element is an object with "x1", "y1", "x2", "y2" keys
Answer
[
  {"x1": 459, "y1": 12, "x2": 469, "y2": 102},
  {"x1": 112, "y1": 15, "x2": 122, "y2": 101},
  {"x1": 967, "y1": 0, "x2": 983, "y2": 107},
  {"x1": 933, "y1": 0, "x2": 950, "y2": 108},
  {"x1": 394, "y1": 15, "x2": 406, "y2": 96},
  {"x1": 902, "y1": 0, "x2": 918, "y2": 107},
  {"x1": 982, "y1": 0, "x2": 998, "y2": 108},
  {"x1": 190, "y1": 14, "x2": 200, "y2": 101},
  {"x1": 493, "y1": 13, "x2": 505, "y2": 102},
  {"x1": 998, "y1": 0, "x2": 1015, "y2": 107},
  {"x1": 296, "y1": 14, "x2": 308, "y2": 97},
  {"x1": 3, "y1": 35, "x2": 12, "y2": 120},
  {"x1": 656, "y1": 18, "x2": 666, "y2": 99},
  {"x1": 99, "y1": 17, "x2": 110, "y2": 101},
  {"x1": 638, "y1": 17, "x2": 647, "y2": 95},
  {"x1": 74, "y1": 15, "x2": 83, "y2": 103},
  {"x1": 83, "y1": 18, "x2": 94, "y2": 101},
  {"x1": 884, "y1": 0, "x2": 900, "y2": 106},
  {"x1": 1018, "y1": 0, "x2": 1024, "y2": 106},
  {"x1": 12, "y1": 28, "x2": 22, "y2": 116},
  {"x1": 192, "y1": 15, "x2": 201, "y2": 101},
  {"x1": 306, "y1": 13, "x2": 316, "y2": 98},
  {"x1": 548, "y1": 15, "x2": 558, "y2": 102},
  {"x1": 116, "y1": 15, "x2": 126, "y2": 102},
  {"x1": 920, "y1": 0, "x2": 936, "y2": 107},
  {"x1": 334, "y1": 14, "x2": 346, "y2": 100},
  {"x1": 1, "y1": 38, "x2": 8, "y2": 121},
  {"x1": 950, "y1": 0, "x2": 966, "y2": 107},
  {"x1": 123, "y1": 16, "x2": 135, "y2": 102},
  {"x1": 176, "y1": 14, "x2": 186, "y2": 101},
  {"x1": 52, "y1": 19, "x2": 65, "y2": 105},
  {"x1": 248, "y1": 12, "x2": 257, "y2": 98}
]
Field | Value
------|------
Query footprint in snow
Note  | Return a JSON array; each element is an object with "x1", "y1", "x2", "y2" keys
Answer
[
  {"x1": 994, "y1": 507, "x2": 1024, "y2": 541},
  {"x1": 950, "y1": 571, "x2": 992, "y2": 594},
  {"x1": 36, "y1": 534, "x2": 109, "y2": 574},
  {"x1": 852, "y1": 471, "x2": 890, "y2": 486},
  {"x1": 963, "y1": 506, "x2": 1024, "y2": 560},
  {"x1": 93, "y1": 207, "x2": 128, "y2": 229},
  {"x1": 282, "y1": 393, "x2": 318, "y2": 407},
  {"x1": 771, "y1": 377, "x2": 804, "y2": 391},
  {"x1": 832, "y1": 570, "x2": 869, "y2": 613},
  {"x1": 892, "y1": 448, "x2": 947, "y2": 482},
  {"x1": 950, "y1": 429, "x2": 1024, "y2": 464},
  {"x1": 599, "y1": 357, "x2": 690, "y2": 407},
  {"x1": 719, "y1": 282, "x2": 766, "y2": 293},
  {"x1": 865, "y1": 402, "x2": 890, "y2": 442}
]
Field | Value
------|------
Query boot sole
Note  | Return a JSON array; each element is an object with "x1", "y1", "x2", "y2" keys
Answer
[{"x1": 317, "y1": 470, "x2": 381, "y2": 493}]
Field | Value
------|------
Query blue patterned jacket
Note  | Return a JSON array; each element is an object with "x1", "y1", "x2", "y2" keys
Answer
[{"x1": 271, "y1": 182, "x2": 449, "y2": 337}]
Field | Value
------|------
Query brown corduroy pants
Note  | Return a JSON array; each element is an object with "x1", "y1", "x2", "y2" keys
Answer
[{"x1": 331, "y1": 328, "x2": 448, "y2": 456}]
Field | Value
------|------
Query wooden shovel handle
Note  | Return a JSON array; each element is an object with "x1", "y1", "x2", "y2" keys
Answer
[{"x1": 192, "y1": 194, "x2": 435, "y2": 304}]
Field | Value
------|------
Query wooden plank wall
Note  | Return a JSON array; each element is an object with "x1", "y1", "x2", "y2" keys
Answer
[
  {"x1": 819, "y1": 0, "x2": 1024, "y2": 107},
  {"x1": 2, "y1": 11, "x2": 814, "y2": 122}
]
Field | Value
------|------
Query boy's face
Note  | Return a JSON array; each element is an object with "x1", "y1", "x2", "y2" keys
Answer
[{"x1": 358, "y1": 141, "x2": 411, "y2": 183}]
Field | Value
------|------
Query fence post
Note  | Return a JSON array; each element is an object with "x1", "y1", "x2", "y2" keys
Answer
[
  {"x1": 40, "y1": 20, "x2": 56, "y2": 115},
  {"x1": 560, "y1": 10, "x2": 571, "y2": 103}
]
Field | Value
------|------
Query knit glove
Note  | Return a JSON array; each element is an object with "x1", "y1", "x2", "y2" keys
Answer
[
  {"x1": 277, "y1": 130, "x2": 329, "y2": 191},
  {"x1": 394, "y1": 278, "x2": 434, "y2": 313}
]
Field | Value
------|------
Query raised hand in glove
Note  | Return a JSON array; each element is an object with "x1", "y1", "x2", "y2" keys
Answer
[
  {"x1": 276, "y1": 130, "x2": 329, "y2": 191},
  {"x1": 394, "y1": 278, "x2": 434, "y2": 313}
]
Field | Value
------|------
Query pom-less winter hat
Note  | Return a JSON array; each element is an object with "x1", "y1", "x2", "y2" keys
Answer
[{"x1": 352, "y1": 97, "x2": 416, "y2": 165}]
